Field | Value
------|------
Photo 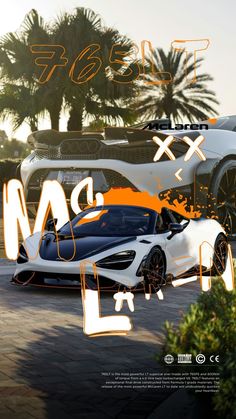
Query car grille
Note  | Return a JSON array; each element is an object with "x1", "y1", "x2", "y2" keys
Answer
[
  {"x1": 27, "y1": 169, "x2": 138, "y2": 203},
  {"x1": 34, "y1": 135, "x2": 189, "y2": 164},
  {"x1": 29, "y1": 169, "x2": 136, "y2": 188},
  {"x1": 34, "y1": 145, "x2": 157, "y2": 164}
]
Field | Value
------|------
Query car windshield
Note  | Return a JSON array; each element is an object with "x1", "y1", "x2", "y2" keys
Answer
[{"x1": 59, "y1": 206, "x2": 156, "y2": 237}]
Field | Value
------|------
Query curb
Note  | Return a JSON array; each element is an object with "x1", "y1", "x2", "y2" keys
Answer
[{"x1": 0, "y1": 259, "x2": 15, "y2": 266}]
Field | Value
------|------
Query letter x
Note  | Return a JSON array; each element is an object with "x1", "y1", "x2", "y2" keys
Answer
[
  {"x1": 182, "y1": 135, "x2": 206, "y2": 161},
  {"x1": 152, "y1": 135, "x2": 176, "y2": 161}
]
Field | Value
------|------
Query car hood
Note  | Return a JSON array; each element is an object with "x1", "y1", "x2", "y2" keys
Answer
[{"x1": 39, "y1": 233, "x2": 137, "y2": 261}]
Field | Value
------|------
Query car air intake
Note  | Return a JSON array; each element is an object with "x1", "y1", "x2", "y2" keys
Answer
[{"x1": 60, "y1": 139, "x2": 101, "y2": 155}]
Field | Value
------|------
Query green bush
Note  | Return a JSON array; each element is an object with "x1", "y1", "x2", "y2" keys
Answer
[
  {"x1": 214, "y1": 350, "x2": 236, "y2": 419},
  {"x1": 160, "y1": 279, "x2": 236, "y2": 419}
]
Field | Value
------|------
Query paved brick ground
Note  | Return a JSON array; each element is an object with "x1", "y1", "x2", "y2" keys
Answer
[{"x1": 0, "y1": 271, "x2": 202, "y2": 419}]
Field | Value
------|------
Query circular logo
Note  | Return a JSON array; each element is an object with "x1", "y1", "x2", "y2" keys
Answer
[
  {"x1": 196, "y1": 354, "x2": 206, "y2": 364},
  {"x1": 164, "y1": 354, "x2": 174, "y2": 364}
]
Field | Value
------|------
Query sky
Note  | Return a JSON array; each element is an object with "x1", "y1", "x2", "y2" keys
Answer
[{"x1": 0, "y1": 0, "x2": 235, "y2": 141}]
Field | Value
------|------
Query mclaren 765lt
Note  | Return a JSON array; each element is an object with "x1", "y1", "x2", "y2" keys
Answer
[{"x1": 12, "y1": 205, "x2": 228, "y2": 290}]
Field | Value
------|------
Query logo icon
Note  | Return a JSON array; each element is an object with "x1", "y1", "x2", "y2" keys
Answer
[
  {"x1": 196, "y1": 354, "x2": 206, "y2": 364},
  {"x1": 210, "y1": 355, "x2": 220, "y2": 363},
  {"x1": 178, "y1": 354, "x2": 192, "y2": 364},
  {"x1": 207, "y1": 118, "x2": 218, "y2": 125},
  {"x1": 164, "y1": 354, "x2": 174, "y2": 364}
]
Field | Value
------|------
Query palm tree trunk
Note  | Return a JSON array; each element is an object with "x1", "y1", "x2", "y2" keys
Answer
[
  {"x1": 49, "y1": 110, "x2": 60, "y2": 131},
  {"x1": 67, "y1": 107, "x2": 83, "y2": 131},
  {"x1": 48, "y1": 96, "x2": 63, "y2": 131},
  {"x1": 30, "y1": 118, "x2": 38, "y2": 132},
  {"x1": 165, "y1": 112, "x2": 171, "y2": 120}
]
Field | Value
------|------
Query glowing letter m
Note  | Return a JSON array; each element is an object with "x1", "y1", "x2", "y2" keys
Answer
[{"x1": 3, "y1": 180, "x2": 69, "y2": 260}]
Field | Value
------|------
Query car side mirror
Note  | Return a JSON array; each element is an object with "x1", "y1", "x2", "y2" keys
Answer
[
  {"x1": 167, "y1": 223, "x2": 184, "y2": 240},
  {"x1": 46, "y1": 218, "x2": 58, "y2": 231}
]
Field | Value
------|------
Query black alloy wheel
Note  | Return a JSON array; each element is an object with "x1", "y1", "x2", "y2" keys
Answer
[
  {"x1": 143, "y1": 247, "x2": 166, "y2": 293},
  {"x1": 210, "y1": 160, "x2": 236, "y2": 239},
  {"x1": 212, "y1": 233, "x2": 228, "y2": 276}
]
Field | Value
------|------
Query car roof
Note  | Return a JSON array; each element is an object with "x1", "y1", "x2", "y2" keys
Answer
[
  {"x1": 81, "y1": 204, "x2": 159, "y2": 214},
  {"x1": 202, "y1": 115, "x2": 236, "y2": 131}
]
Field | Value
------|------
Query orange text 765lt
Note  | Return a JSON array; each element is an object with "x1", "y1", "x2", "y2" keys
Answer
[{"x1": 30, "y1": 39, "x2": 209, "y2": 85}]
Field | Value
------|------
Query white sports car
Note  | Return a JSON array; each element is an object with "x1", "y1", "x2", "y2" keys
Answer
[
  {"x1": 19, "y1": 115, "x2": 236, "y2": 238},
  {"x1": 12, "y1": 205, "x2": 228, "y2": 290}
]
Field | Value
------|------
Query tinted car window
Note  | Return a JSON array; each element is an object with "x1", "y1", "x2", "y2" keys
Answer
[{"x1": 59, "y1": 206, "x2": 156, "y2": 237}]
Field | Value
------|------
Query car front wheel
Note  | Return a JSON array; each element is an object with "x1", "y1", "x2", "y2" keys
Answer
[
  {"x1": 143, "y1": 247, "x2": 166, "y2": 294},
  {"x1": 209, "y1": 159, "x2": 236, "y2": 239}
]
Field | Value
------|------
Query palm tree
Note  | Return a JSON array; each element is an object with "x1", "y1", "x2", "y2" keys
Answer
[
  {"x1": 0, "y1": 83, "x2": 45, "y2": 131},
  {"x1": 0, "y1": 9, "x2": 52, "y2": 130},
  {"x1": 0, "y1": 10, "x2": 49, "y2": 83},
  {"x1": 52, "y1": 7, "x2": 138, "y2": 130},
  {"x1": 137, "y1": 48, "x2": 219, "y2": 122},
  {"x1": 0, "y1": 8, "x2": 138, "y2": 133}
]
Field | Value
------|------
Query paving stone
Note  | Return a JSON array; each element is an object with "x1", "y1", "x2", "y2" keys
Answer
[{"x1": 0, "y1": 273, "x2": 204, "y2": 417}]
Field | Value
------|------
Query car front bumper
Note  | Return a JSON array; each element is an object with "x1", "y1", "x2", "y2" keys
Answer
[{"x1": 13, "y1": 258, "x2": 143, "y2": 289}]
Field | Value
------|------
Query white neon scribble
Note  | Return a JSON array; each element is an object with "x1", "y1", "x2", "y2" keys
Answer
[
  {"x1": 33, "y1": 180, "x2": 69, "y2": 232},
  {"x1": 80, "y1": 261, "x2": 132, "y2": 336},
  {"x1": 199, "y1": 242, "x2": 234, "y2": 291},
  {"x1": 182, "y1": 135, "x2": 206, "y2": 162},
  {"x1": 113, "y1": 292, "x2": 135, "y2": 312},
  {"x1": 3, "y1": 180, "x2": 31, "y2": 260},
  {"x1": 70, "y1": 177, "x2": 104, "y2": 218},
  {"x1": 144, "y1": 289, "x2": 164, "y2": 300},
  {"x1": 152, "y1": 135, "x2": 175, "y2": 161},
  {"x1": 221, "y1": 245, "x2": 234, "y2": 290},
  {"x1": 175, "y1": 168, "x2": 183, "y2": 181},
  {"x1": 3, "y1": 179, "x2": 70, "y2": 260},
  {"x1": 156, "y1": 289, "x2": 164, "y2": 300},
  {"x1": 82, "y1": 290, "x2": 132, "y2": 335},
  {"x1": 3, "y1": 178, "x2": 104, "y2": 260},
  {"x1": 172, "y1": 276, "x2": 198, "y2": 287},
  {"x1": 201, "y1": 276, "x2": 211, "y2": 292}
]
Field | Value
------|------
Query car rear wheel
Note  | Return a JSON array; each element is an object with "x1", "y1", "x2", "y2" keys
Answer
[
  {"x1": 210, "y1": 159, "x2": 236, "y2": 239},
  {"x1": 143, "y1": 247, "x2": 166, "y2": 293}
]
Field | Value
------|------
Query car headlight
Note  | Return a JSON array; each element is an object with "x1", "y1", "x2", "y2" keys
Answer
[
  {"x1": 17, "y1": 244, "x2": 28, "y2": 264},
  {"x1": 96, "y1": 250, "x2": 135, "y2": 270}
]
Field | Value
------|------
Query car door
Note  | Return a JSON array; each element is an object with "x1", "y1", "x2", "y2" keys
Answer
[{"x1": 163, "y1": 209, "x2": 197, "y2": 277}]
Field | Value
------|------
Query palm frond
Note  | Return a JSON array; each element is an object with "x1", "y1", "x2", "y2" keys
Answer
[{"x1": 138, "y1": 47, "x2": 219, "y2": 121}]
